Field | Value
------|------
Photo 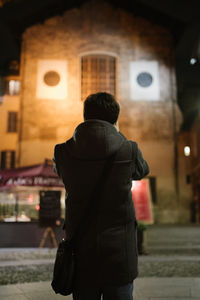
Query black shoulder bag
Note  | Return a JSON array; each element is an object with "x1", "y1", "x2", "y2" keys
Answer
[{"x1": 51, "y1": 150, "x2": 119, "y2": 296}]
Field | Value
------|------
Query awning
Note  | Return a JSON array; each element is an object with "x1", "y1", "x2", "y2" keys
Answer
[{"x1": 0, "y1": 162, "x2": 64, "y2": 188}]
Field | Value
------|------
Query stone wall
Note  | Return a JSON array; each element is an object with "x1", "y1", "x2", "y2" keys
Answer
[
  {"x1": 0, "y1": 94, "x2": 19, "y2": 162},
  {"x1": 19, "y1": 1, "x2": 190, "y2": 223}
]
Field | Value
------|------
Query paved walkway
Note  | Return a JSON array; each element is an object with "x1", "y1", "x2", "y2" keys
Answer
[
  {"x1": 0, "y1": 278, "x2": 200, "y2": 300},
  {"x1": 1, "y1": 225, "x2": 200, "y2": 299},
  {"x1": 0, "y1": 259, "x2": 54, "y2": 267}
]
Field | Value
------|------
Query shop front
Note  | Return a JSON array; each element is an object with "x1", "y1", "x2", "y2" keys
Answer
[{"x1": 0, "y1": 162, "x2": 65, "y2": 247}]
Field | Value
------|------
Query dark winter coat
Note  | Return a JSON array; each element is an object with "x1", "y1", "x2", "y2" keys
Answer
[{"x1": 53, "y1": 119, "x2": 149, "y2": 288}]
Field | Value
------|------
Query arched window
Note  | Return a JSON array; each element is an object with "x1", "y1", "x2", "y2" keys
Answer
[{"x1": 81, "y1": 54, "x2": 116, "y2": 101}]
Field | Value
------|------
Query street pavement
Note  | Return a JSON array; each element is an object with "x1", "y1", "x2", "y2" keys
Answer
[
  {"x1": 0, "y1": 224, "x2": 200, "y2": 299},
  {"x1": 0, "y1": 278, "x2": 200, "y2": 300}
]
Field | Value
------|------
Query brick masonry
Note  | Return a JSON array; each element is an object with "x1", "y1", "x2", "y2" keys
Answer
[{"x1": 18, "y1": 1, "x2": 190, "y2": 223}]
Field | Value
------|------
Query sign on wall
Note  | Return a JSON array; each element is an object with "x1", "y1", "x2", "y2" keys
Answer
[
  {"x1": 36, "y1": 60, "x2": 67, "y2": 100},
  {"x1": 132, "y1": 179, "x2": 154, "y2": 224},
  {"x1": 130, "y1": 61, "x2": 160, "y2": 101}
]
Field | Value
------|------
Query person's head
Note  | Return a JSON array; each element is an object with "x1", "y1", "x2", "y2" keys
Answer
[{"x1": 83, "y1": 92, "x2": 120, "y2": 124}]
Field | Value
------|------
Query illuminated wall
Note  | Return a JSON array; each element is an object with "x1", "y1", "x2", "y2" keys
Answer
[
  {"x1": 19, "y1": 1, "x2": 190, "y2": 223},
  {"x1": 0, "y1": 83, "x2": 20, "y2": 169}
]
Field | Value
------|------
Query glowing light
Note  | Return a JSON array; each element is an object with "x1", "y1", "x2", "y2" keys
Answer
[
  {"x1": 9, "y1": 80, "x2": 20, "y2": 95},
  {"x1": 28, "y1": 194, "x2": 34, "y2": 203},
  {"x1": 131, "y1": 180, "x2": 142, "y2": 190},
  {"x1": 35, "y1": 204, "x2": 40, "y2": 211},
  {"x1": 190, "y1": 58, "x2": 197, "y2": 65},
  {"x1": 184, "y1": 146, "x2": 190, "y2": 157},
  {"x1": 56, "y1": 219, "x2": 61, "y2": 226}
]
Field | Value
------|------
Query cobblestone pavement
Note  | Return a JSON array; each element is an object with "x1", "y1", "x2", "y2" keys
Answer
[
  {"x1": 0, "y1": 278, "x2": 200, "y2": 300},
  {"x1": 145, "y1": 224, "x2": 200, "y2": 256},
  {"x1": 0, "y1": 224, "x2": 200, "y2": 299}
]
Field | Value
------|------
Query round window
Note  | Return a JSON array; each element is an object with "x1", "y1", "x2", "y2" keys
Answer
[
  {"x1": 43, "y1": 71, "x2": 60, "y2": 86},
  {"x1": 136, "y1": 72, "x2": 153, "y2": 88}
]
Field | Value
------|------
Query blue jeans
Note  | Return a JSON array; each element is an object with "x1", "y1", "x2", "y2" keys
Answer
[{"x1": 73, "y1": 282, "x2": 134, "y2": 300}]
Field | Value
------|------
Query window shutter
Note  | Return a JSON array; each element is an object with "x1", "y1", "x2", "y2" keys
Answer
[
  {"x1": 0, "y1": 152, "x2": 6, "y2": 170},
  {"x1": 7, "y1": 112, "x2": 18, "y2": 132},
  {"x1": 0, "y1": 151, "x2": 15, "y2": 169},
  {"x1": 11, "y1": 151, "x2": 15, "y2": 169},
  {"x1": 81, "y1": 55, "x2": 116, "y2": 101}
]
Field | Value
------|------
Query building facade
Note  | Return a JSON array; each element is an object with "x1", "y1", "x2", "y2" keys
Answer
[
  {"x1": 0, "y1": 1, "x2": 192, "y2": 223},
  {"x1": 181, "y1": 113, "x2": 200, "y2": 223},
  {"x1": 0, "y1": 73, "x2": 20, "y2": 170}
]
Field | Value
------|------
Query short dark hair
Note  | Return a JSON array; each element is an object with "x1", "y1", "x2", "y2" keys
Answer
[{"x1": 83, "y1": 92, "x2": 120, "y2": 124}]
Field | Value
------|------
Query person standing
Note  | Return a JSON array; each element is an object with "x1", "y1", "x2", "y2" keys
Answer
[{"x1": 53, "y1": 92, "x2": 149, "y2": 300}]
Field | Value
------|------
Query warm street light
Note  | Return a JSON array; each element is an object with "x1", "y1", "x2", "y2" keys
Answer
[{"x1": 184, "y1": 146, "x2": 191, "y2": 157}]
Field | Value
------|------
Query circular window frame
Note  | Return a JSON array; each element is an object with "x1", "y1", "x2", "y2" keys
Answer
[
  {"x1": 43, "y1": 71, "x2": 61, "y2": 87},
  {"x1": 136, "y1": 72, "x2": 153, "y2": 88}
]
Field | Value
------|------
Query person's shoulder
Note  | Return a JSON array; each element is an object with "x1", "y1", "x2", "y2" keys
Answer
[
  {"x1": 54, "y1": 142, "x2": 66, "y2": 154},
  {"x1": 126, "y1": 139, "x2": 138, "y2": 150},
  {"x1": 54, "y1": 137, "x2": 74, "y2": 152},
  {"x1": 128, "y1": 140, "x2": 137, "y2": 146},
  {"x1": 54, "y1": 142, "x2": 65, "y2": 150},
  {"x1": 119, "y1": 132, "x2": 137, "y2": 145},
  {"x1": 118, "y1": 133, "x2": 139, "y2": 153}
]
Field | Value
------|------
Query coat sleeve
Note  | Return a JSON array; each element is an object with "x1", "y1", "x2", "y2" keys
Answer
[
  {"x1": 52, "y1": 144, "x2": 60, "y2": 176},
  {"x1": 131, "y1": 141, "x2": 149, "y2": 180},
  {"x1": 52, "y1": 144, "x2": 67, "y2": 231}
]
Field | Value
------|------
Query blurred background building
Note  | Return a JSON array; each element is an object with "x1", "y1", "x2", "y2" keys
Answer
[{"x1": 0, "y1": 0, "x2": 200, "y2": 226}]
